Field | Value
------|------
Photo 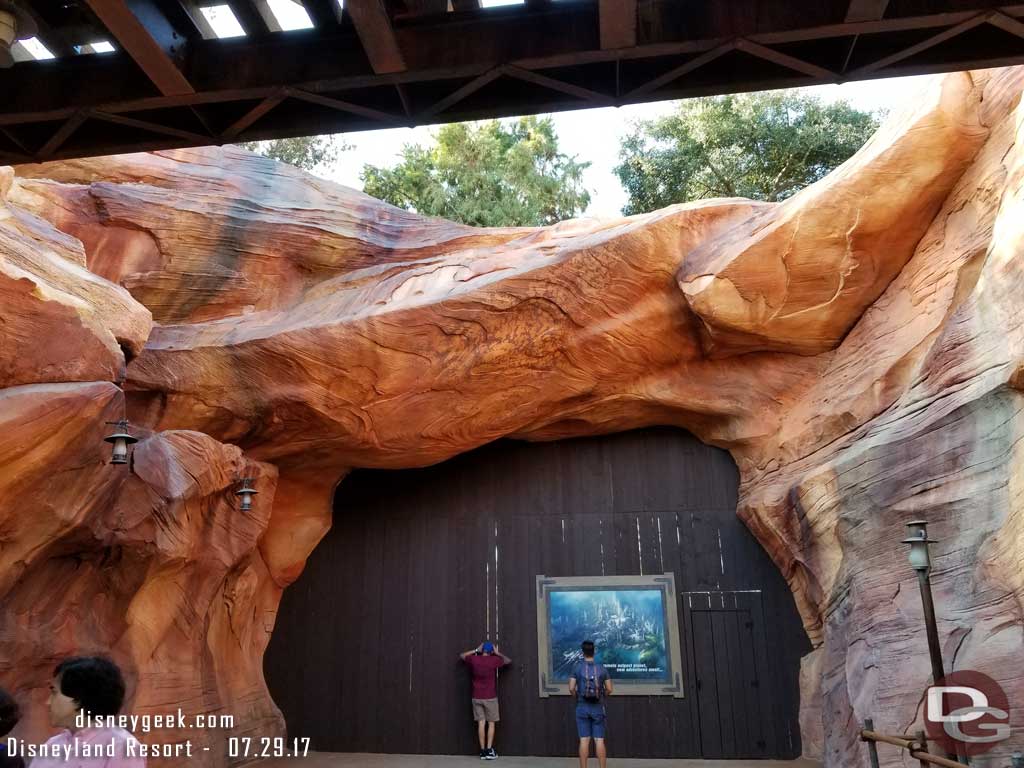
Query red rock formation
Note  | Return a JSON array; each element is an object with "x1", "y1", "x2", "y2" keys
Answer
[
  {"x1": 2, "y1": 66, "x2": 1023, "y2": 768},
  {"x1": 678, "y1": 72, "x2": 988, "y2": 356},
  {"x1": 0, "y1": 381, "x2": 280, "y2": 755},
  {"x1": 0, "y1": 168, "x2": 151, "y2": 388}
]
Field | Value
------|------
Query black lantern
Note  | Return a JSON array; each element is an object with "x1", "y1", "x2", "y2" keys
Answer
[
  {"x1": 235, "y1": 477, "x2": 258, "y2": 512},
  {"x1": 0, "y1": 1, "x2": 38, "y2": 68},
  {"x1": 103, "y1": 420, "x2": 138, "y2": 465}
]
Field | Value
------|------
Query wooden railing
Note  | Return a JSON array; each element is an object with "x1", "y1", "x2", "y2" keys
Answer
[{"x1": 860, "y1": 718, "x2": 970, "y2": 768}]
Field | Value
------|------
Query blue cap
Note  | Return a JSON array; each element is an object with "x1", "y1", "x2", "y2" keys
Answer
[{"x1": 482, "y1": 642, "x2": 494, "y2": 653}]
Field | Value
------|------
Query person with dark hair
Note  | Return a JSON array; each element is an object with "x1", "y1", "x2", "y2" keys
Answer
[
  {"x1": 29, "y1": 656, "x2": 145, "y2": 768},
  {"x1": 459, "y1": 642, "x2": 511, "y2": 760},
  {"x1": 567, "y1": 639, "x2": 612, "y2": 768},
  {"x1": 0, "y1": 687, "x2": 25, "y2": 768}
]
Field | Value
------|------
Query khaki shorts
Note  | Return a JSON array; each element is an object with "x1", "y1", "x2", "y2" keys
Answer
[{"x1": 472, "y1": 697, "x2": 500, "y2": 722}]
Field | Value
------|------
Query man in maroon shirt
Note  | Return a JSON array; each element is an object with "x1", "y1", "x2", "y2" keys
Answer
[{"x1": 459, "y1": 642, "x2": 511, "y2": 760}]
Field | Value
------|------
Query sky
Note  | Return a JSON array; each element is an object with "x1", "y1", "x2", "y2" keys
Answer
[{"x1": 315, "y1": 74, "x2": 933, "y2": 218}]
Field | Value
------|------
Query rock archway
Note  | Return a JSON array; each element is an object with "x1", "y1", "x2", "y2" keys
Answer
[{"x1": 1, "y1": 67, "x2": 1023, "y2": 767}]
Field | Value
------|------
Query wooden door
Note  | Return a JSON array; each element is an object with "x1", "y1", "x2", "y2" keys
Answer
[{"x1": 686, "y1": 590, "x2": 774, "y2": 758}]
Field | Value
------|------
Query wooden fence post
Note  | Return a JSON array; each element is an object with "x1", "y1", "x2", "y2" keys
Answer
[{"x1": 917, "y1": 729, "x2": 932, "y2": 768}]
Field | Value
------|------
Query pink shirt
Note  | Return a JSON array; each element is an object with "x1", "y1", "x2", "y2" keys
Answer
[{"x1": 29, "y1": 728, "x2": 144, "y2": 768}]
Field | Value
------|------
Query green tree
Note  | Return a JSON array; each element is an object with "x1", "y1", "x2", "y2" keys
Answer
[
  {"x1": 238, "y1": 134, "x2": 347, "y2": 172},
  {"x1": 615, "y1": 91, "x2": 880, "y2": 215},
  {"x1": 361, "y1": 117, "x2": 591, "y2": 227}
]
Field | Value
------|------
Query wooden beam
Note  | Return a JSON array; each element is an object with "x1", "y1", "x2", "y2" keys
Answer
[
  {"x1": 399, "y1": 0, "x2": 448, "y2": 16},
  {"x1": 175, "y1": 0, "x2": 218, "y2": 37},
  {"x1": 286, "y1": 87, "x2": 404, "y2": 124},
  {"x1": 988, "y1": 9, "x2": 1024, "y2": 39},
  {"x1": 4, "y1": 3, "x2": 1024, "y2": 132},
  {"x1": 227, "y1": 0, "x2": 273, "y2": 36},
  {"x1": 627, "y1": 40, "x2": 736, "y2": 98},
  {"x1": 395, "y1": 83, "x2": 413, "y2": 118},
  {"x1": 420, "y1": 65, "x2": 505, "y2": 118},
  {"x1": 150, "y1": 0, "x2": 207, "y2": 39},
  {"x1": 91, "y1": 110, "x2": 211, "y2": 142},
  {"x1": 38, "y1": 111, "x2": 91, "y2": 158},
  {"x1": 750, "y1": 8, "x2": 999, "y2": 45},
  {"x1": 735, "y1": 38, "x2": 837, "y2": 80},
  {"x1": 503, "y1": 64, "x2": 614, "y2": 104},
  {"x1": 845, "y1": 0, "x2": 889, "y2": 23},
  {"x1": 346, "y1": 0, "x2": 406, "y2": 73},
  {"x1": 220, "y1": 92, "x2": 286, "y2": 139},
  {"x1": 451, "y1": 0, "x2": 479, "y2": 10},
  {"x1": 848, "y1": 12, "x2": 990, "y2": 76},
  {"x1": 0, "y1": 127, "x2": 31, "y2": 155},
  {"x1": 842, "y1": 0, "x2": 889, "y2": 69},
  {"x1": 85, "y1": 0, "x2": 194, "y2": 95},
  {"x1": 18, "y1": 48, "x2": 1024, "y2": 163},
  {"x1": 301, "y1": 0, "x2": 343, "y2": 27},
  {"x1": 599, "y1": 0, "x2": 636, "y2": 50}
]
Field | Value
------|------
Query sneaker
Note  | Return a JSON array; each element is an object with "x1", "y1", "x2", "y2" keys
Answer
[
  {"x1": 479, "y1": 749, "x2": 488, "y2": 759},
  {"x1": 486, "y1": 748, "x2": 497, "y2": 760}
]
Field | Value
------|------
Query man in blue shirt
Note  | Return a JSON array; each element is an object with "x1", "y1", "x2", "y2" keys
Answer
[{"x1": 567, "y1": 640, "x2": 612, "y2": 768}]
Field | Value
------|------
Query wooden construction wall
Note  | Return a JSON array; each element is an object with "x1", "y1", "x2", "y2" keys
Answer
[{"x1": 264, "y1": 428, "x2": 810, "y2": 758}]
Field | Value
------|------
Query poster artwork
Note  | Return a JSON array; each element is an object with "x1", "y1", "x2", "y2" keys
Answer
[{"x1": 548, "y1": 589, "x2": 670, "y2": 682}]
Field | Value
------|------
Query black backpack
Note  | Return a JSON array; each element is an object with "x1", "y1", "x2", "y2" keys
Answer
[{"x1": 581, "y1": 661, "x2": 602, "y2": 703}]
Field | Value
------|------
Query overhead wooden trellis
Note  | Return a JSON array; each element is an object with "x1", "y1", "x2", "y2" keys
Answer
[{"x1": 3, "y1": 0, "x2": 1024, "y2": 163}]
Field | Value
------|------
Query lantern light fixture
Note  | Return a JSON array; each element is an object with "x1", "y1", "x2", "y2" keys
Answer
[
  {"x1": 235, "y1": 477, "x2": 258, "y2": 512},
  {"x1": 0, "y1": 1, "x2": 38, "y2": 68},
  {"x1": 103, "y1": 419, "x2": 138, "y2": 465},
  {"x1": 901, "y1": 519, "x2": 937, "y2": 572}
]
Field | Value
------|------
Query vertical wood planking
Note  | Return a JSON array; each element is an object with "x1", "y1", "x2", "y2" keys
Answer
[
  {"x1": 722, "y1": 610, "x2": 751, "y2": 754},
  {"x1": 358, "y1": 510, "x2": 386, "y2": 750},
  {"x1": 264, "y1": 428, "x2": 806, "y2": 758},
  {"x1": 737, "y1": 597, "x2": 769, "y2": 756},
  {"x1": 689, "y1": 605, "x2": 721, "y2": 757},
  {"x1": 710, "y1": 611, "x2": 738, "y2": 757}
]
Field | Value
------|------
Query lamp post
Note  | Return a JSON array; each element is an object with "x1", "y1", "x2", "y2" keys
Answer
[
  {"x1": 902, "y1": 521, "x2": 944, "y2": 690},
  {"x1": 902, "y1": 520, "x2": 961, "y2": 763},
  {"x1": 103, "y1": 420, "x2": 139, "y2": 465}
]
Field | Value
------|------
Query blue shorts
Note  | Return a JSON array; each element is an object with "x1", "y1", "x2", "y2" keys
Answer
[{"x1": 575, "y1": 701, "x2": 607, "y2": 739}]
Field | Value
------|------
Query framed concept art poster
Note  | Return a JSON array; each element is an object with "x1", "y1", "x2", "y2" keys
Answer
[{"x1": 536, "y1": 573, "x2": 684, "y2": 697}]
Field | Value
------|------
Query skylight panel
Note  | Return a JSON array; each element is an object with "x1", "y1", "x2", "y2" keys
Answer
[
  {"x1": 199, "y1": 5, "x2": 247, "y2": 38},
  {"x1": 266, "y1": 0, "x2": 313, "y2": 30},
  {"x1": 480, "y1": 0, "x2": 523, "y2": 6},
  {"x1": 76, "y1": 40, "x2": 116, "y2": 54},
  {"x1": 19, "y1": 37, "x2": 55, "y2": 60}
]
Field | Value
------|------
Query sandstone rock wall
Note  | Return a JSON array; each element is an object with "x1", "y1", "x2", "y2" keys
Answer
[{"x1": 1, "y1": 66, "x2": 1023, "y2": 767}]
